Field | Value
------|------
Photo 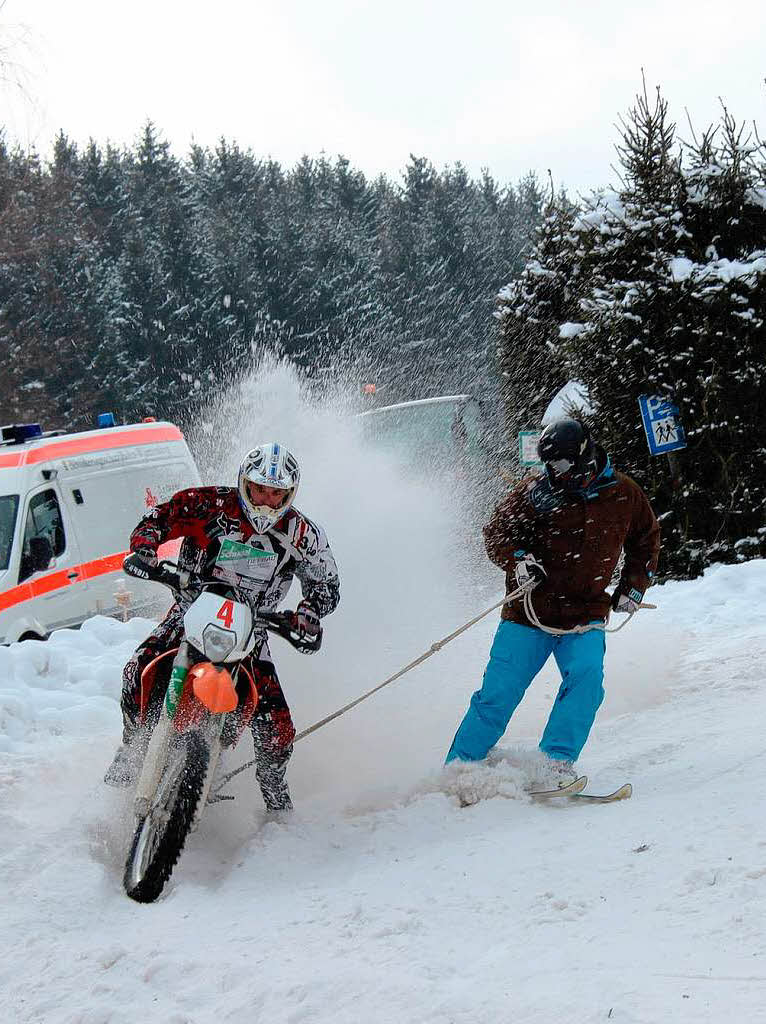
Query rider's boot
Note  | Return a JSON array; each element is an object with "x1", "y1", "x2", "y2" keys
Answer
[
  {"x1": 258, "y1": 761, "x2": 294, "y2": 812},
  {"x1": 253, "y1": 729, "x2": 294, "y2": 812},
  {"x1": 104, "y1": 714, "x2": 141, "y2": 788}
]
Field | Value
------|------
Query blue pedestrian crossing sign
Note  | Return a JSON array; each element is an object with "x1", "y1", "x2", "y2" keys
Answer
[{"x1": 638, "y1": 396, "x2": 687, "y2": 456}]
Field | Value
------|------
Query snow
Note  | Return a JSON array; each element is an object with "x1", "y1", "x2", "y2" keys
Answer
[
  {"x1": 558, "y1": 321, "x2": 587, "y2": 339},
  {"x1": 572, "y1": 191, "x2": 626, "y2": 234},
  {"x1": 704, "y1": 256, "x2": 766, "y2": 283},
  {"x1": 669, "y1": 254, "x2": 766, "y2": 285},
  {"x1": 3, "y1": 364, "x2": 766, "y2": 1022},
  {"x1": 669, "y1": 256, "x2": 695, "y2": 282},
  {"x1": 542, "y1": 379, "x2": 593, "y2": 423}
]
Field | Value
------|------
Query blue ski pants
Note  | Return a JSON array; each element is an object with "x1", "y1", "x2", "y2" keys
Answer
[{"x1": 446, "y1": 620, "x2": 606, "y2": 764}]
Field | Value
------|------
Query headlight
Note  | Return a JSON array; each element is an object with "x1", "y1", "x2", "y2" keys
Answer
[{"x1": 202, "y1": 624, "x2": 237, "y2": 661}]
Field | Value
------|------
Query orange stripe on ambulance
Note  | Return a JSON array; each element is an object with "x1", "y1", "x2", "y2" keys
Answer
[{"x1": 0, "y1": 419, "x2": 199, "y2": 644}]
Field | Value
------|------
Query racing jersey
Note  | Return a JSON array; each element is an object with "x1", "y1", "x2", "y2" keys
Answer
[{"x1": 130, "y1": 486, "x2": 340, "y2": 618}]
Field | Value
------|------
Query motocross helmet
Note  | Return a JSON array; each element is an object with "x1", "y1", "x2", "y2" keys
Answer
[
  {"x1": 238, "y1": 443, "x2": 300, "y2": 534},
  {"x1": 537, "y1": 418, "x2": 597, "y2": 491}
]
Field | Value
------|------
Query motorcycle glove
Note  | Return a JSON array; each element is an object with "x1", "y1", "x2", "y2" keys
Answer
[
  {"x1": 134, "y1": 546, "x2": 159, "y2": 568},
  {"x1": 123, "y1": 548, "x2": 158, "y2": 580},
  {"x1": 293, "y1": 600, "x2": 321, "y2": 638}
]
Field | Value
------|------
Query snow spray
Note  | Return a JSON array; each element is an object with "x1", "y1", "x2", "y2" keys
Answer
[
  {"x1": 188, "y1": 353, "x2": 495, "y2": 802},
  {"x1": 188, "y1": 353, "x2": 678, "y2": 809}
]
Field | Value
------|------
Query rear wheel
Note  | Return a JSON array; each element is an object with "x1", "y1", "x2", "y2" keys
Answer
[{"x1": 123, "y1": 731, "x2": 209, "y2": 903}]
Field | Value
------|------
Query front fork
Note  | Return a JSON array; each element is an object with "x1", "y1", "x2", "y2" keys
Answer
[{"x1": 133, "y1": 642, "x2": 224, "y2": 821}]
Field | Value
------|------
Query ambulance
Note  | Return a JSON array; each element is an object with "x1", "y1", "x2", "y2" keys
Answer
[{"x1": 0, "y1": 416, "x2": 201, "y2": 644}]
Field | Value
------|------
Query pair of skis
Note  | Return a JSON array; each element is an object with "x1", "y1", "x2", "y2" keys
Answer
[{"x1": 529, "y1": 776, "x2": 632, "y2": 804}]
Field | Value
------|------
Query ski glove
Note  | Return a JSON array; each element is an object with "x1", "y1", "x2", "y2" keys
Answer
[
  {"x1": 611, "y1": 587, "x2": 643, "y2": 614},
  {"x1": 292, "y1": 600, "x2": 321, "y2": 639},
  {"x1": 514, "y1": 553, "x2": 547, "y2": 590}
]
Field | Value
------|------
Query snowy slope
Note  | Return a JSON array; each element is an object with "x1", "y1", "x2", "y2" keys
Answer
[
  {"x1": 3, "y1": 367, "x2": 766, "y2": 1023},
  {"x1": 3, "y1": 563, "x2": 766, "y2": 1023}
]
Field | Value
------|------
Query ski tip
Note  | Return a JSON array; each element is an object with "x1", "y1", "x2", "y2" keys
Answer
[
  {"x1": 529, "y1": 775, "x2": 588, "y2": 800},
  {"x1": 570, "y1": 782, "x2": 633, "y2": 803}
]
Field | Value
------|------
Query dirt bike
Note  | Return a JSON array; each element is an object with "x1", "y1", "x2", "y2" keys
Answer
[{"x1": 120, "y1": 553, "x2": 319, "y2": 904}]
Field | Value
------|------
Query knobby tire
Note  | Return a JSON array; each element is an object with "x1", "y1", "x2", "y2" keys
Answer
[{"x1": 123, "y1": 731, "x2": 209, "y2": 903}]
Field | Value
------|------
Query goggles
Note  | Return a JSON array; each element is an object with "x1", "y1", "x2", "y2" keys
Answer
[{"x1": 545, "y1": 457, "x2": 575, "y2": 477}]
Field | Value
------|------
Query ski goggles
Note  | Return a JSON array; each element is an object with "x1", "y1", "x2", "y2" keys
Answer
[{"x1": 545, "y1": 457, "x2": 575, "y2": 477}]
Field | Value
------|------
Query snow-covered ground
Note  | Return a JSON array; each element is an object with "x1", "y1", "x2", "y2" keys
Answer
[{"x1": 3, "y1": 365, "x2": 766, "y2": 1023}]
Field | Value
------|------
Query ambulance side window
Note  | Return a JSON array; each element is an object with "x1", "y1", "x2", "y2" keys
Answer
[
  {"x1": 18, "y1": 489, "x2": 66, "y2": 583},
  {"x1": 0, "y1": 494, "x2": 20, "y2": 571}
]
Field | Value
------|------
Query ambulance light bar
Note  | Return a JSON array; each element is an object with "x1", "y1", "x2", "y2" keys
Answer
[
  {"x1": 1, "y1": 423, "x2": 44, "y2": 445},
  {"x1": 97, "y1": 412, "x2": 116, "y2": 428}
]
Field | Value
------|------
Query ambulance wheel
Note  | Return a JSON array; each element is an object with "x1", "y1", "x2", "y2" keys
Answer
[
  {"x1": 123, "y1": 732, "x2": 209, "y2": 904},
  {"x1": 18, "y1": 632, "x2": 45, "y2": 643}
]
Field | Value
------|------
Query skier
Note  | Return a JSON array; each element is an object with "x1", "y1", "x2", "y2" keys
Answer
[
  {"x1": 105, "y1": 442, "x2": 340, "y2": 812},
  {"x1": 445, "y1": 417, "x2": 660, "y2": 784}
]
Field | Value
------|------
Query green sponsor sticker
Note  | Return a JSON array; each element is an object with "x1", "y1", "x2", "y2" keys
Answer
[
  {"x1": 217, "y1": 539, "x2": 275, "y2": 563},
  {"x1": 165, "y1": 665, "x2": 188, "y2": 717}
]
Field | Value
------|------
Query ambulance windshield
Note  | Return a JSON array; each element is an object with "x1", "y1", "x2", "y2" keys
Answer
[{"x1": 0, "y1": 495, "x2": 20, "y2": 571}]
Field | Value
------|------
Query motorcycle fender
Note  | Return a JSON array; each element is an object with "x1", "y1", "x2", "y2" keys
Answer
[
  {"x1": 139, "y1": 647, "x2": 180, "y2": 722},
  {"x1": 190, "y1": 662, "x2": 238, "y2": 713}
]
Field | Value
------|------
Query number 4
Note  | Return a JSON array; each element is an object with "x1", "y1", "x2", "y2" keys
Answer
[{"x1": 216, "y1": 599, "x2": 234, "y2": 629}]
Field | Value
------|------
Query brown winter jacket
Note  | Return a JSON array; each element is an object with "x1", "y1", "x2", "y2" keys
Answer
[{"x1": 484, "y1": 454, "x2": 660, "y2": 630}]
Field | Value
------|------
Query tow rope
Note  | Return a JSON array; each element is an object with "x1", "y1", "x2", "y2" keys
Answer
[
  {"x1": 293, "y1": 584, "x2": 527, "y2": 743},
  {"x1": 212, "y1": 584, "x2": 527, "y2": 794},
  {"x1": 521, "y1": 588, "x2": 656, "y2": 635},
  {"x1": 212, "y1": 581, "x2": 655, "y2": 795}
]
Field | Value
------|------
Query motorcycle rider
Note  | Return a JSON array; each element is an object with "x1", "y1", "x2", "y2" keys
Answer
[{"x1": 105, "y1": 442, "x2": 340, "y2": 812}]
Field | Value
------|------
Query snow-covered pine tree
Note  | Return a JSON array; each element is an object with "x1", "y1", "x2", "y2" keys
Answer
[
  {"x1": 1, "y1": 134, "x2": 543, "y2": 432},
  {"x1": 561, "y1": 86, "x2": 688, "y2": 528},
  {"x1": 494, "y1": 186, "x2": 579, "y2": 448},
  {"x1": 375, "y1": 159, "x2": 543, "y2": 407},
  {"x1": 497, "y1": 81, "x2": 766, "y2": 575},
  {"x1": 667, "y1": 108, "x2": 766, "y2": 569},
  {"x1": 0, "y1": 133, "x2": 104, "y2": 428},
  {"x1": 566, "y1": 90, "x2": 766, "y2": 572},
  {"x1": 108, "y1": 122, "x2": 207, "y2": 422}
]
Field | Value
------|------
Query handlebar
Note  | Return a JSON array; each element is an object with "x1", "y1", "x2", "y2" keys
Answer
[
  {"x1": 258, "y1": 609, "x2": 323, "y2": 654},
  {"x1": 122, "y1": 553, "x2": 322, "y2": 654}
]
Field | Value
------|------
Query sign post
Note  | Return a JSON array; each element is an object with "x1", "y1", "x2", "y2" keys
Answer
[{"x1": 638, "y1": 396, "x2": 686, "y2": 456}]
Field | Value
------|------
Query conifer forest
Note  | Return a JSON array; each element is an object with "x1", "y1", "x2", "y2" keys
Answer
[{"x1": 1, "y1": 84, "x2": 765, "y2": 577}]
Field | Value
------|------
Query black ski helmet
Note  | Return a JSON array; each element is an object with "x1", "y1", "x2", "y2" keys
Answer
[{"x1": 537, "y1": 418, "x2": 596, "y2": 490}]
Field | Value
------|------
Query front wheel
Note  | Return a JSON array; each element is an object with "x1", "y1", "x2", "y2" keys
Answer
[{"x1": 123, "y1": 731, "x2": 209, "y2": 903}]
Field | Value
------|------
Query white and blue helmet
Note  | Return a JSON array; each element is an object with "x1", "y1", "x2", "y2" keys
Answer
[{"x1": 238, "y1": 442, "x2": 301, "y2": 534}]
